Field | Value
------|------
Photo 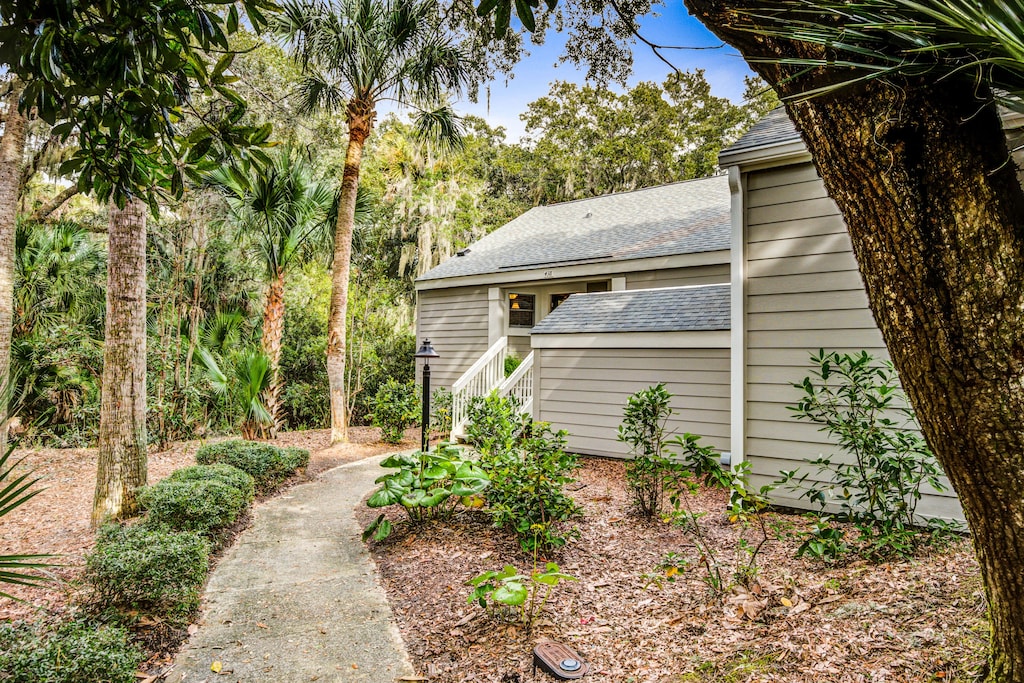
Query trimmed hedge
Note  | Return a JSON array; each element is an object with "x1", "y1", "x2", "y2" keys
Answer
[
  {"x1": 138, "y1": 479, "x2": 248, "y2": 536},
  {"x1": 195, "y1": 440, "x2": 309, "y2": 493},
  {"x1": 0, "y1": 619, "x2": 143, "y2": 683},
  {"x1": 168, "y1": 463, "x2": 255, "y2": 503},
  {"x1": 85, "y1": 524, "x2": 209, "y2": 621}
]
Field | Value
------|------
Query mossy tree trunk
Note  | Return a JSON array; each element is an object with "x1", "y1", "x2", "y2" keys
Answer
[
  {"x1": 93, "y1": 198, "x2": 148, "y2": 525},
  {"x1": 0, "y1": 81, "x2": 27, "y2": 454},
  {"x1": 684, "y1": 2, "x2": 1024, "y2": 678}
]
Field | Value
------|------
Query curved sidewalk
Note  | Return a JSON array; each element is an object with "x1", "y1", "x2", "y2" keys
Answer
[{"x1": 167, "y1": 453, "x2": 414, "y2": 683}]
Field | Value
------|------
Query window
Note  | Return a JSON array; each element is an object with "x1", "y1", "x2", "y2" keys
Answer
[
  {"x1": 587, "y1": 281, "x2": 610, "y2": 293},
  {"x1": 550, "y1": 293, "x2": 573, "y2": 311},
  {"x1": 508, "y1": 293, "x2": 536, "y2": 328}
]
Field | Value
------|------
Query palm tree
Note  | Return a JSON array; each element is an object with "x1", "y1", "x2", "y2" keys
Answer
[
  {"x1": 208, "y1": 151, "x2": 336, "y2": 437},
  {"x1": 276, "y1": 0, "x2": 470, "y2": 443}
]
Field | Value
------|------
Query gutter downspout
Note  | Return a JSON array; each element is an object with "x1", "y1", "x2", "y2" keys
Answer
[{"x1": 727, "y1": 164, "x2": 746, "y2": 470}]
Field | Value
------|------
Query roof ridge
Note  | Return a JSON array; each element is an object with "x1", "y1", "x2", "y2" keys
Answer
[{"x1": 530, "y1": 174, "x2": 727, "y2": 211}]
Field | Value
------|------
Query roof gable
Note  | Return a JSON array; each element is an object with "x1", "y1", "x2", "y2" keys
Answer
[{"x1": 417, "y1": 175, "x2": 731, "y2": 283}]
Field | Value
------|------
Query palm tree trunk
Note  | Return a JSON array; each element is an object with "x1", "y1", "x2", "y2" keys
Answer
[
  {"x1": 93, "y1": 198, "x2": 148, "y2": 525},
  {"x1": 261, "y1": 266, "x2": 286, "y2": 438},
  {"x1": 0, "y1": 81, "x2": 27, "y2": 453},
  {"x1": 327, "y1": 113, "x2": 372, "y2": 444}
]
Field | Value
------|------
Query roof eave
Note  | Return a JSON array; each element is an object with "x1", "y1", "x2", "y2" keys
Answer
[{"x1": 718, "y1": 138, "x2": 810, "y2": 171}]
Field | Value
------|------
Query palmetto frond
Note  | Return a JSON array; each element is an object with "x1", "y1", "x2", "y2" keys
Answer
[
  {"x1": 0, "y1": 444, "x2": 52, "y2": 599},
  {"x1": 734, "y1": 0, "x2": 1024, "y2": 112}
]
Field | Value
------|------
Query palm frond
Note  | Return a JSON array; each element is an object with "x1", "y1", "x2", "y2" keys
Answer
[
  {"x1": 0, "y1": 444, "x2": 53, "y2": 597},
  {"x1": 411, "y1": 105, "x2": 465, "y2": 153}
]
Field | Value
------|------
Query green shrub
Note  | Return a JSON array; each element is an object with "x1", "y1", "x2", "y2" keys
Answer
[
  {"x1": 85, "y1": 524, "x2": 209, "y2": 621},
  {"x1": 481, "y1": 422, "x2": 580, "y2": 554},
  {"x1": 618, "y1": 383, "x2": 675, "y2": 518},
  {"x1": 168, "y1": 463, "x2": 256, "y2": 503},
  {"x1": 370, "y1": 378, "x2": 420, "y2": 443},
  {"x1": 195, "y1": 439, "x2": 309, "y2": 493},
  {"x1": 464, "y1": 391, "x2": 527, "y2": 457},
  {"x1": 503, "y1": 352, "x2": 522, "y2": 377},
  {"x1": 430, "y1": 386, "x2": 453, "y2": 435},
  {"x1": 782, "y1": 350, "x2": 951, "y2": 560},
  {"x1": 363, "y1": 444, "x2": 490, "y2": 542},
  {"x1": 139, "y1": 479, "x2": 248, "y2": 536},
  {"x1": 0, "y1": 619, "x2": 143, "y2": 683}
]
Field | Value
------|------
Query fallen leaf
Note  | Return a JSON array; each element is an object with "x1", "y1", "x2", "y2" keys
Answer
[
  {"x1": 398, "y1": 677, "x2": 428, "y2": 682},
  {"x1": 780, "y1": 597, "x2": 793, "y2": 607},
  {"x1": 187, "y1": 624, "x2": 199, "y2": 635},
  {"x1": 256, "y1": 622, "x2": 268, "y2": 629},
  {"x1": 211, "y1": 661, "x2": 222, "y2": 673}
]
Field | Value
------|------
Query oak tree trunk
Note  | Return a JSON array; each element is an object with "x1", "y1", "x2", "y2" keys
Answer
[
  {"x1": 327, "y1": 106, "x2": 372, "y2": 444},
  {"x1": 261, "y1": 267, "x2": 286, "y2": 438},
  {"x1": 0, "y1": 81, "x2": 27, "y2": 454},
  {"x1": 93, "y1": 198, "x2": 148, "y2": 525},
  {"x1": 684, "y1": 2, "x2": 1024, "y2": 678}
]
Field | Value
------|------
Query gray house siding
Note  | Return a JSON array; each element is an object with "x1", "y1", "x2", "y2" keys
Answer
[
  {"x1": 536, "y1": 346, "x2": 730, "y2": 458},
  {"x1": 742, "y1": 162, "x2": 961, "y2": 520},
  {"x1": 626, "y1": 263, "x2": 729, "y2": 289},
  {"x1": 415, "y1": 285, "x2": 490, "y2": 389}
]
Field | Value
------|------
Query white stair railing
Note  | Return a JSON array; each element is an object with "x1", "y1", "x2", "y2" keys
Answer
[
  {"x1": 451, "y1": 337, "x2": 508, "y2": 439},
  {"x1": 497, "y1": 351, "x2": 534, "y2": 418}
]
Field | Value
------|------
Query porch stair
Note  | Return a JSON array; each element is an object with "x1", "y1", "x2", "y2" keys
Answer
[{"x1": 450, "y1": 337, "x2": 534, "y2": 441}]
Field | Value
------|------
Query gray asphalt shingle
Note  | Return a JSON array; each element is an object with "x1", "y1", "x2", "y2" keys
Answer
[
  {"x1": 417, "y1": 175, "x2": 730, "y2": 282},
  {"x1": 530, "y1": 284, "x2": 730, "y2": 334},
  {"x1": 719, "y1": 107, "x2": 800, "y2": 156}
]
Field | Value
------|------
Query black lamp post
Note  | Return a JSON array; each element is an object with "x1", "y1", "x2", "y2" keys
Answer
[{"x1": 414, "y1": 339, "x2": 440, "y2": 453}]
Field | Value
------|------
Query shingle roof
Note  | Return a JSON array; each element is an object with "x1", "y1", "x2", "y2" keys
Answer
[
  {"x1": 719, "y1": 107, "x2": 801, "y2": 157},
  {"x1": 417, "y1": 175, "x2": 730, "y2": 283},
  {"x1": 531, "y1": 284, "x2": 730, "y2": 334}
]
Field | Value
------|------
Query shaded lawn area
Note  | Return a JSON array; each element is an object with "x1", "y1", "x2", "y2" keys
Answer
[{"x1": 360, "y1": 457, "x2": 988, "y2": 682}]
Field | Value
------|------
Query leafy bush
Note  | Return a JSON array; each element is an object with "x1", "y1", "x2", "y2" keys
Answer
[
  {"x1": 480, "y1": 422, "x2": 580, "y2": 554},
  {"x1": 85, "y1": 524, "x2": 209, "y2": 621},
  {"x1": 370, "y1": 378, "x2": 420, "y2": 443},
  {"x1": 430, "y1": 386, "x2": 453, "y2": 435},
  {"x1": 196, "y1": 439, "x2": 309, "y2": 494},
  {"x1": 139, "y1": 479, "x2": 249, "y2": 536},
  {"x1": 503, "y1": 352, "x2": 522, "y2": 377},
  {"x1": 464, "y1": 391, "x2": 527, "y2": 457},
  {"x1": 363, "y1": 444, "x2": 489, "y2": 541},
  {"x1": 168, "y1": 463, "x2": 256, "y2": 503},
  {"x1": 618, "y1": 383, "x2": 675, "y2": 517},
  {"x1": 0, "y1": 618, "x2": 143, "y2": 683},
  {"x1": 782, "y1": 350, "x2": 950, "y2": 560},
  {"x1": 467, "y1": 562, "x2": 575, "y2": 627}
]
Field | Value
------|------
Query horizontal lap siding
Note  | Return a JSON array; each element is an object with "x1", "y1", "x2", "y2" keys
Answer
[
  {"x1": 537, "y1": 347, "x2": 730, "y2": 458},
  {"x1": 416, "y1": 286, "x2": 490, "y2": 389},
  {"x1": 744, "y1": 163, "x2": 961, "y2": 520},
  {"x1": 626, "y1": 263, "x2": 729, "y2": 289}
]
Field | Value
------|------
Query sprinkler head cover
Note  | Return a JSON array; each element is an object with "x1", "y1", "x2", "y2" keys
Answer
[{"x1": 533, "y1": 643, "x2": 589, "y2": 679}]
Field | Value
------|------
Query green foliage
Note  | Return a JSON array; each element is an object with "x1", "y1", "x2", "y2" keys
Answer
[
  {"x1": 464, "y1": 391, "x2": 527, "y2": 456},
  {"x1": 198, "y1": 347, "x2": 274, "y2": 440},
  {"x1": 479, "y1": 422, "x2": 580, "y2": 554},
  {"x1": 138, "y1": 479, "x2": 249, "y2": 536},
  {"x1": 467, "y1": 562, "x2": 576, "y2": 627},
  {"x1": 4, "y1": 0, "x2": 276, "y2": 209},
  {"x1": 618, "y1": 383, "x2": 674, "y2": 517},
  {"x1": 503, "y1": 353, "x2": 522, "y2": 377},
  {"x1": 168, "y1": 464, "x2": 256, "y2": 504},
  {"x1": 370, "y1": 378, "x2": 420, "y2": 444},
  {"x1": 0, "y1": 445, "x2": 52, "y2": 598},
  {"x1": 430, "y1": 386, "x2": 453, "y2": 435},
  {"x1": 0, "y1": 619, "x2": 143, "y2": 683},
  {"x1": 85, "y1": 524, "x2": 209, "y2": 621},
  {"x1": 363, "y1": 444, "x2": 489, "y2": 541},
  {"x1": 782, "y1": 350, "x2": 950, "y2": 560},
  {"x1": 195, "y1": 440, "x2": 309, "y2": 494}
]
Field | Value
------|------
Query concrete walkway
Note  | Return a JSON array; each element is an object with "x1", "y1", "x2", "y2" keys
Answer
[{"x1": 166, "y1": 454, "x2": 415, "y2": 683}]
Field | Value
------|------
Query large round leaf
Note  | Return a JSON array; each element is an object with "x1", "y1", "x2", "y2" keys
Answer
[{"x1": 493, "y1": 581, "x2": 528, "y2": 606}]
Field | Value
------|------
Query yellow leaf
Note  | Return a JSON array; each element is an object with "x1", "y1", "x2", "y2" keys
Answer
[
  {"x1": 729, "y1": 515, "x2": 739, "y2": 523},
  {"x1": 666, "y1": 566, "x2": 678, "y2": 577},
  {"x1": 780, "y1": 597, "x2": 793, "y2": 607},
  {"x1": 211, "y1": 661, "x2": 223, "y2": 673}
]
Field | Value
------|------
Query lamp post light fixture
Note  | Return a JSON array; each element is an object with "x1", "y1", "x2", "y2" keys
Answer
[{"x1": 414, "y1": 339, "x2": 440, "y2": 453}]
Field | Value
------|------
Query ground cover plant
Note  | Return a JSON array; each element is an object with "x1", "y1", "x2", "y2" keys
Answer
[{"x1": 0, "y1": 617, "x2": 143, "y2": 683}]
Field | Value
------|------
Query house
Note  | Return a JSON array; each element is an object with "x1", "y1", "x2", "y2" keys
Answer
[
  {"x1": 415, "y1": 175, "x2": 734, "y2": 457},
  {"x1": 417, "y1": 107, "x2": 1023, "y2": 522}
]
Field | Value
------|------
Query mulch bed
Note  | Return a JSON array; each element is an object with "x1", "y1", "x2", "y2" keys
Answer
[{"x1": 360, "y1": 457, "x2": 989, "y2": 683}]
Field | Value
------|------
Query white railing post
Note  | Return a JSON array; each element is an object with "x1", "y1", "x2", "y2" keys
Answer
[
  {"x1": 450, "y1": 337, "x2": 508, "y2": 440},
  {"x1": 497, "y1": 351, "x2": 534, "y2": 419}
]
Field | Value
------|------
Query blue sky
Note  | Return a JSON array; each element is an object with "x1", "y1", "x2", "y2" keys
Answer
[{"x1": 458, "y1": 1, "x2": 756, "y2": 142}]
